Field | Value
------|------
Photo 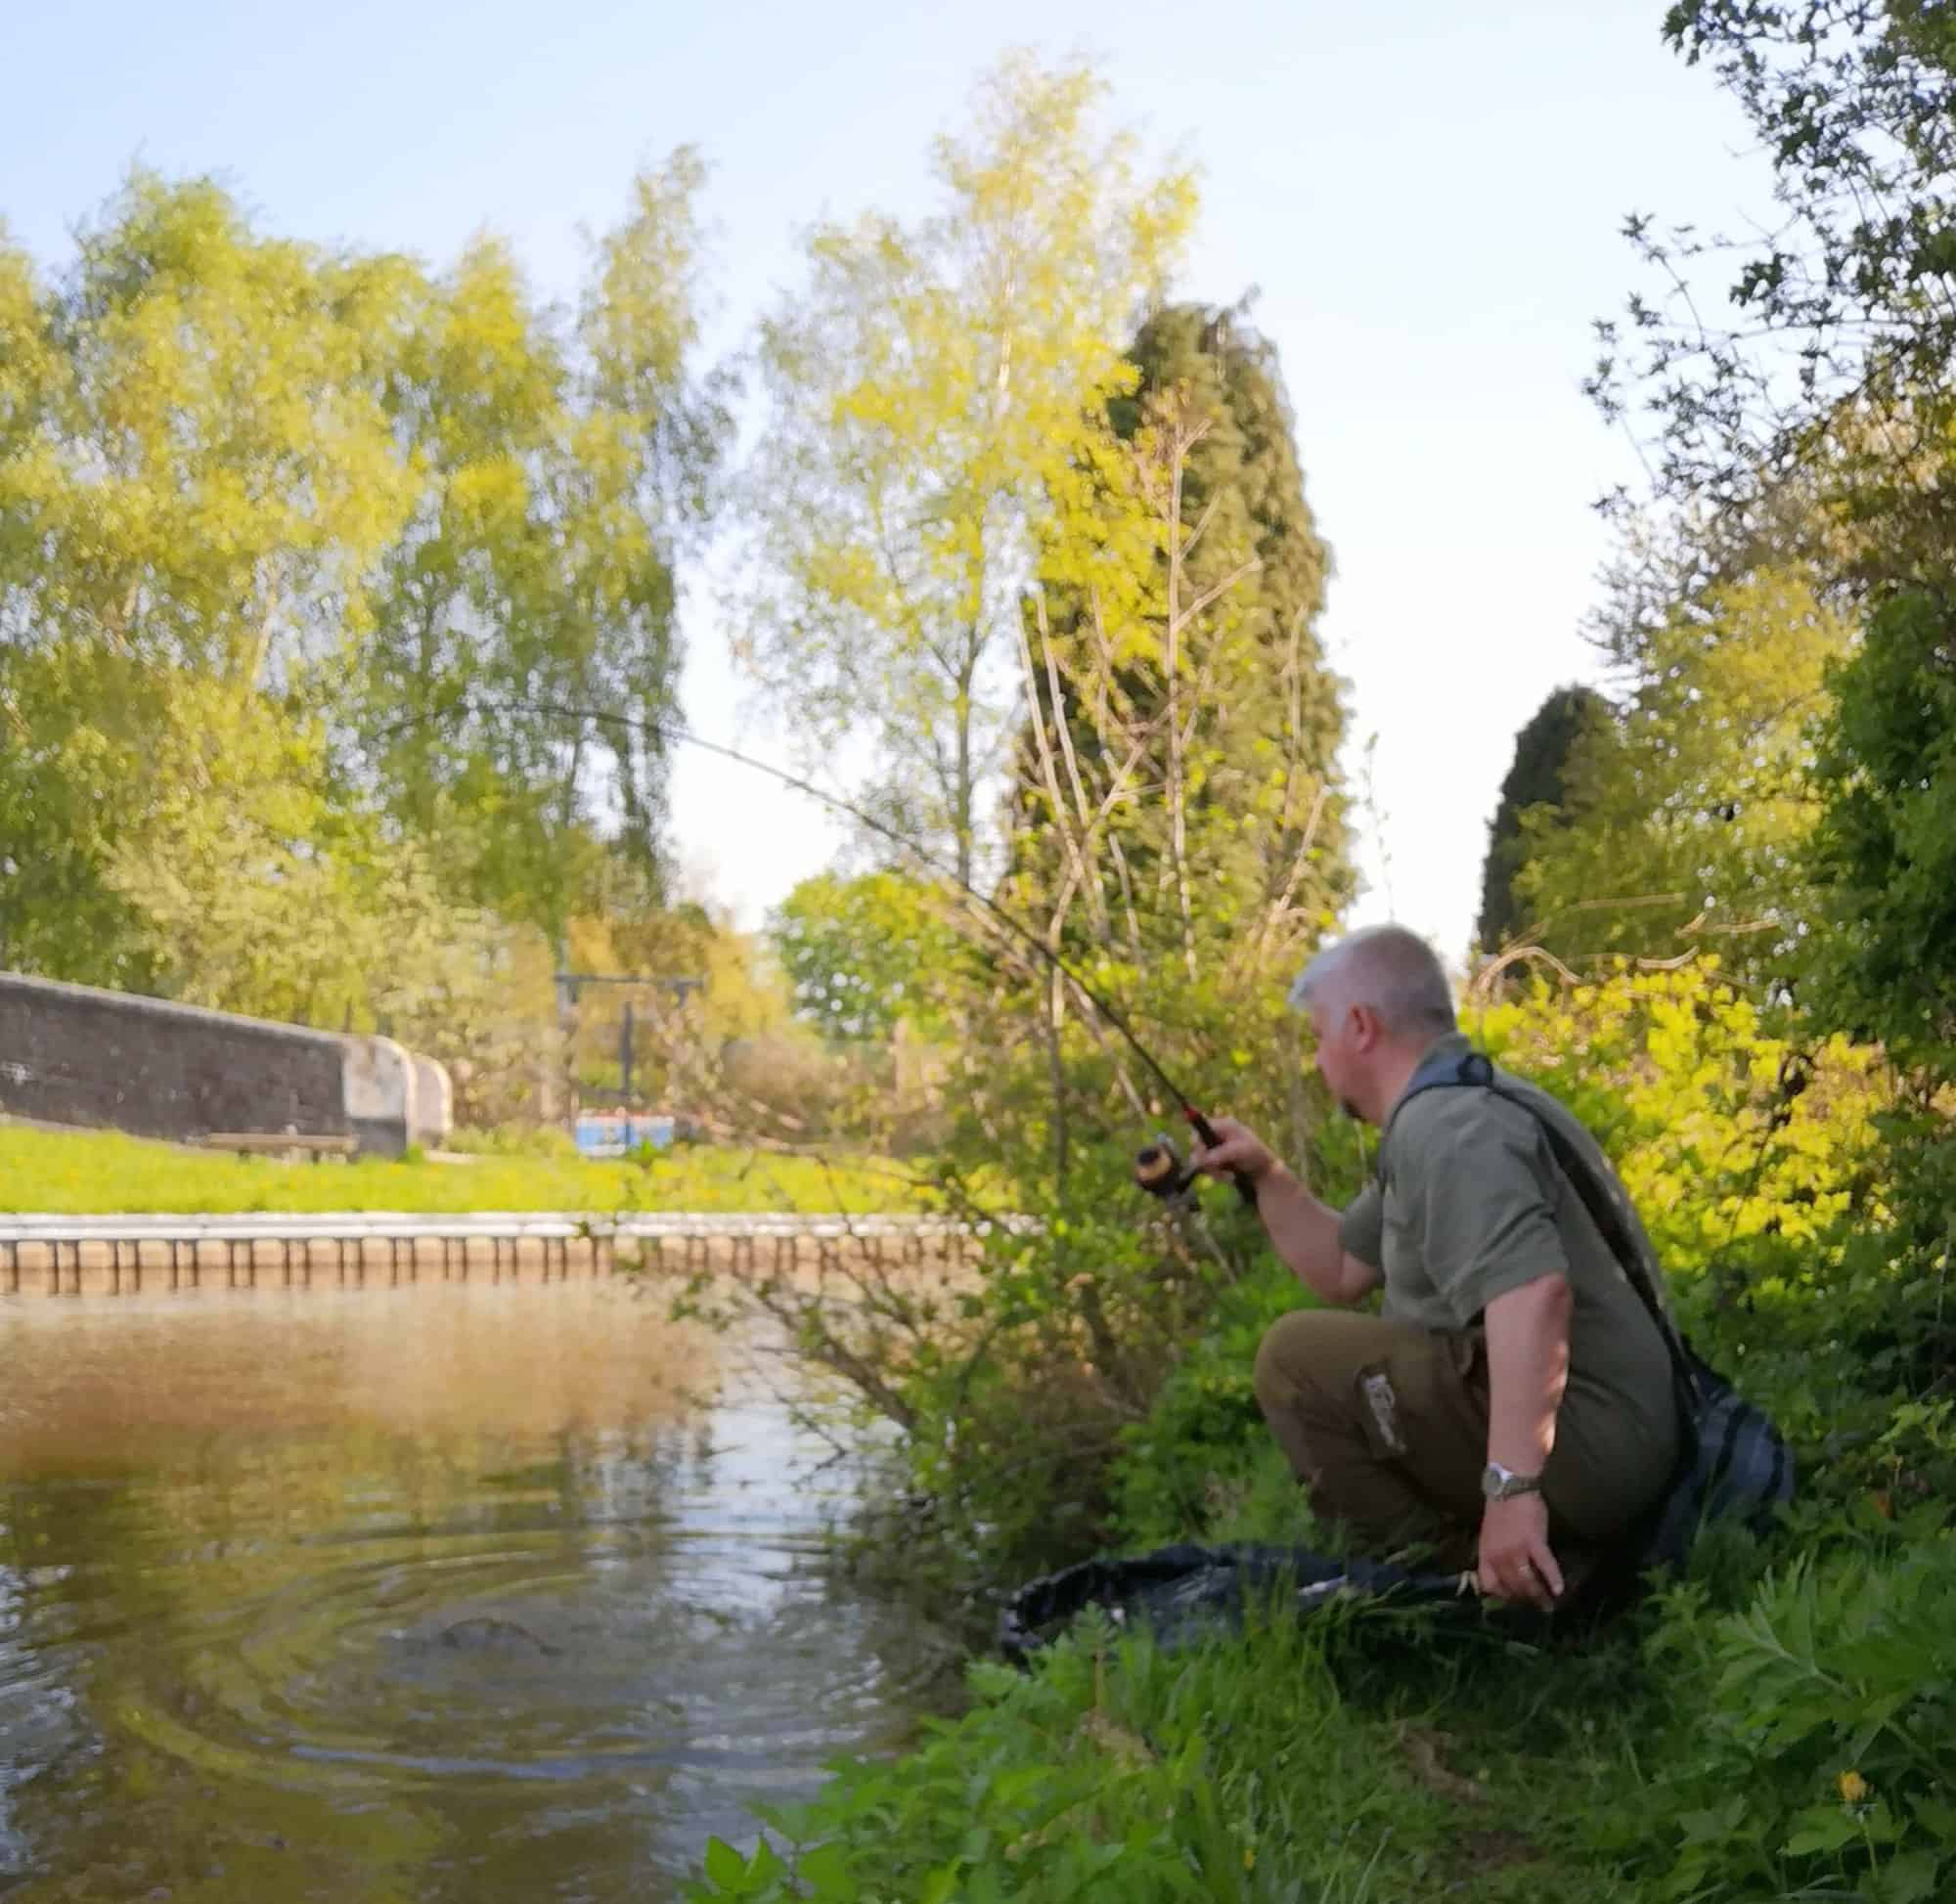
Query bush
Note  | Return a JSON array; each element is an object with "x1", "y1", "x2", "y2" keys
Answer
[
  {"x1": 1638, "y1": 1521, "x2": 1956, "y2": 1903},
  {"x1": 443, "y1": 1122, "x2": 583, "y2": 1162}
]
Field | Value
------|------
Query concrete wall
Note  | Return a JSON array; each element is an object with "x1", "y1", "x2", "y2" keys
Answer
[
  {"x1": 0, "y1": 973, "x2": 453, "y2": 1157},
  {"x1": 410, "y1": 1054, "x2": 453, "y2": 1149}
]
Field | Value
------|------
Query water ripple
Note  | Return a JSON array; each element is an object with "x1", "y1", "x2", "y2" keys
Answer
[{"x1": 0, "y1": 1282, "x2": 953, "y2": 1901}]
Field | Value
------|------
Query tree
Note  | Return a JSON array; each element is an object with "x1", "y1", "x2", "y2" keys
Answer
[
  {"x1": 768, "y1": 870, "x2": 960, "y2": 1041},
  {"x1": 1804, "y1": 585, "x2": 1956, "y2": 1076},
  {"x1": 362, "y1": 154, "x2": 731, "y2": 941},
  {"x1": 1600, "y1": 1, "x2": 1956, "y2": 1353},
  {"x1": 1017, "y1": 301, "x2": 1351, "y2": 958},
  {"x1": 1476, "y1": 685, "x2": 1611, "y2": 953},
  {"x1": 1005, "y1": 302, "x2": 1351, "y2": 1003},
  {"x1": 734, "y1": 52, "x2": 1196, "y2": 887},
  {"x1": 1507, "y1": 566, "x2": 1850, "y2": 981},
  {"x1": 103, "y1": 677, "x2": 452, "y2": 1027},
  {"x1": 0, "y1": 164, "x2": 727, "y2": 1005},
  {"x1": 1594, "y1": 3, "x2": 1956, "y2": 568},
  {"x1": 686, "y1": 400, "x2": 1361, "y2": 1575},
  {"x1": 0, "y1": 175, "x2": 422, "y2": 986}
]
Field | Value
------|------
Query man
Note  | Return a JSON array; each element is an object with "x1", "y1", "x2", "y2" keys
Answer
[{"x1": 1191, "y1": 924, "x2": 1680, "y2": 1610}]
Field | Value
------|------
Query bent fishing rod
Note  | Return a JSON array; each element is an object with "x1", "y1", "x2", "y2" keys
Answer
[{"x1": 398, "y1": 697, "x2": 1256, "y2": 1206}]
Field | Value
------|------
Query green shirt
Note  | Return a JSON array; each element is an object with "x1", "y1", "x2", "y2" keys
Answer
[{"x1": 1337, "y1": 1035, "x2": 1681, "y2": 1539}]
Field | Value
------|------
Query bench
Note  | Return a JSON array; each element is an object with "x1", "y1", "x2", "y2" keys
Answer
[{"x1": 202, "y1": 1131, "x2": 358, "y2": 1162}]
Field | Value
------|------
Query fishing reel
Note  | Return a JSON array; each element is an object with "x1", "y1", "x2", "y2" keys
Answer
[
  {"x1": 1134, "y1": 1132, "x2": 1198, "y2": 1203},
  {"x1": 1134, "y1": 1117, "x2": 1259, "y2": 1208}
]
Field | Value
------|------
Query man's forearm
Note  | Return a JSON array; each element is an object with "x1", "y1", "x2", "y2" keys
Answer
[
  {"x1": 1482, "y1": 1275, "x2": 1573, "y2": 1473},
  {"x1": 1255, "y1": 1162, "x2": 1366, "y2": 1306}
]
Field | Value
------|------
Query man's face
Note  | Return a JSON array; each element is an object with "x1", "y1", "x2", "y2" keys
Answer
[{"x1": 1308, "y1": 999, "x2": 1365, "y2": 1121}]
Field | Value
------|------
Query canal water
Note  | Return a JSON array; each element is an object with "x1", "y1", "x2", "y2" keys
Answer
[{"x1": 0, "y1": 1280, "x2": 955, "y2": 1901}]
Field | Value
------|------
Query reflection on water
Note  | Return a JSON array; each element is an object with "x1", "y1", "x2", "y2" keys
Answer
[{"x1": 0, "y1": 1283, "x2": 951, "y2": 1901}]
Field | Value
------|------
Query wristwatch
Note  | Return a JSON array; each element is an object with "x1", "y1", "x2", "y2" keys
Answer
[{"x1": 1482, "y1": 1462, "x2": 1543, "y2": 1502}]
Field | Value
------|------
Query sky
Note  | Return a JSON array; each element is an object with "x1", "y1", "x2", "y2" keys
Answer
[{"x1": 0, "y1": 0, "x2": 1774, "y2": 961}]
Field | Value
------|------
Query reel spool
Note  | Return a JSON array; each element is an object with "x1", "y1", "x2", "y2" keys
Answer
[{"x1": 1134, "y1": 1133, "x2": 1195, "y2": 1201}]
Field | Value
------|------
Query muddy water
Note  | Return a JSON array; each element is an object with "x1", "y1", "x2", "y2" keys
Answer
[{"x1": 0, "y1": 1281, "x2": 953, "y2": 1901}]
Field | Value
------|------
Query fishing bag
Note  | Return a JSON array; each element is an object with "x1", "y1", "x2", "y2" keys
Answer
[{"x1": 998, "y1": 1543, "x2": 1474, "y2": 1661}]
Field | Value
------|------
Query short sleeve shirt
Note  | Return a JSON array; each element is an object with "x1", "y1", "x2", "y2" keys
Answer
[
  {"x1": 1336, "y1": 1035, "x2": 1681, "y2": 1531},
  {"x1": 1339, "y1": 1086, "x2": 1576, "y2": 1332}
]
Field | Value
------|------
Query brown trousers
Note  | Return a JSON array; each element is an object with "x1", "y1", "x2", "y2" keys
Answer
[{"x1": 1253, "y1": 1308, "x2": 1512, "y2": 1572}]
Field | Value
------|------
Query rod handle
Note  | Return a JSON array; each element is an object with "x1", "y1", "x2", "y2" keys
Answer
[{"x1": 1183, "y1": 1109, "x2": 1259, "y2": 1207}]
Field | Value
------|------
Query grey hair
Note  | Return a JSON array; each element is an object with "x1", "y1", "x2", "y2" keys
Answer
[{"x1": 1288, "y1": 925, "x2": 1457, "y2": 1038}]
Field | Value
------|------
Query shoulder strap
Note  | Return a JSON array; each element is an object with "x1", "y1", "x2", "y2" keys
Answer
[{"x1": 1382, "y1": 1049, "x2": 1692, "y2": 1383}]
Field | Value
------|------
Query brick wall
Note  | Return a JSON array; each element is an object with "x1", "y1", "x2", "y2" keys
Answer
[{"x1": 0, "y1": 972, "x2": 352, "y2": 1147}]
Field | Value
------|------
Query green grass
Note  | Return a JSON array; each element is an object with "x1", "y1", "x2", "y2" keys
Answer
[
  {"x1": 0, "y1": 1121, "x2": 929, "y2": 1216},
  {"x1": 692, "y1": 1510, "x2": 1956, "y2": 1904},
  {"x1": 688, "y1": 1587, "x2": 1670, "y2": 1904}
]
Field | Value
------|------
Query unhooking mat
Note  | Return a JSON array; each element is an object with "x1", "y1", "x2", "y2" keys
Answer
[{"x1": 998, "y1": 1542, "x2": 1496, "y2": 1661}]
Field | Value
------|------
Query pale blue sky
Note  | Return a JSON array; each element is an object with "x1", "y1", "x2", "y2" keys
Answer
[{"x1": 1, "y1": 1, "x2": 1769, "y2": 957}]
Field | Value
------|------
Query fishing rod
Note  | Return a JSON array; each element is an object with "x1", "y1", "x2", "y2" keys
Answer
[{"x1": 419, "y1": 697, "x2": 1258, "y2": 1207}]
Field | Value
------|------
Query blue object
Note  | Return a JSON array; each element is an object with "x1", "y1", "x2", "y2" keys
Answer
[{"x1": 572, "y1": 1114, "x2": 675, "y2": 1158}]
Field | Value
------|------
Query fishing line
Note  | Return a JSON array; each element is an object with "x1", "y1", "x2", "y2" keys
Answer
[{"x1": 385, "y1": 696, "x2": 1257, "y2": 1203}]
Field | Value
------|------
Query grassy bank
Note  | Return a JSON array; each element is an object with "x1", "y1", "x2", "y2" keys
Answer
[
  {"x1": 688, "y1": 1230, "x2": 1956, "y2": 1903},
  {"x1": 660, "y1": 968, "x2": 1956, "y2": 1901},
  {"x1": 692, "y1": 1418, "x2": 1956, "y2": 1904},
  {"x1": 0, "y1": 1120, "x2": 927, "y2": 1216},
  {"x1": 691, "y1": 1502, "x2": 1956, "y2": 1903}
]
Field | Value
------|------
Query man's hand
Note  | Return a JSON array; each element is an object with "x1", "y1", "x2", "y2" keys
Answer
[
  {"x1": 1187, "y1": 1116, "x2": 1278, "y2": 1187},
  {"x1": 1475, "y1": 1493, "x2": 1564, "y2": 1609}
]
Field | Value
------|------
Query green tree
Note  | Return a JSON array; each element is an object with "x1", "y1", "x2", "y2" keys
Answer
[
  {"x1": 1509, "y1": 566, "x2": 1849, "y2": 981},
  {"x1": 1589, "y1": 6, "x2": 1956, "y2": 984},
  {"x1": 0, "y1": 164, "x2": 727, "y2": 1008},
  {"x1": 1805, "y1": 585, "x2": 1956, "y2": 1076},
  {"x1": 0, "y1": 176, "x2": 421, "y2": 986},
  {"x1": 1015, "y1": 301, "x2": 1351, "y2": 964},
  {"x1": 101, "y1": 675, "x2": 454, "y2": 1027},
  {"x1": 363, "y1": 154, "x2": 731, "y2": 941},
  {"x1": 767, "y1": 870, "x2": 959, "y2": 1041},
  {"x1": 1003, "y1": 303, "x2": 1352, "y2": 1040},
  {"x1": 1595, "y1": 2, "x2": 1956, "y2": 568},
  {"x1": 735, "y1": 52, "x2": 1196, "y2": 887},
  {"x1": 1476, "y1": 685, "x2": 1609, "y2": 952},
  {"x1": 693, "y1": 395, "x2": 1360, "y2": 1579},
  {"x1": 1799, "y1": 582, "x2": 1956, "y2": 1334}
]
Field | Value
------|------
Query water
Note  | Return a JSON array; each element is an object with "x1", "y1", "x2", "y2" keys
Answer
[{"x1": 0, "y1": 1281, "x2": 953, "y2": 1901}]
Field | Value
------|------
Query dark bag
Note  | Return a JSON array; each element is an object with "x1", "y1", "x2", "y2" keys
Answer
[
  {"x1": 1389, "y1": 1048, "x2": 1795, "y2": 1571},
  {"x1": 998, "y1": 1542, "x2": 1472, "y2": 1662}
]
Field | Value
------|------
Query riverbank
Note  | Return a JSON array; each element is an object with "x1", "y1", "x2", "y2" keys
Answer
[
  {"x1": 691, "y1": 1483, "x2": 1956, "y2": 1903},
  {"x1": 686, "y1": 1249, "x2": 1956, "y2": 1903},
  {"x1": 0, "y1": 1119, "x2": 926, "y2": 1216}
]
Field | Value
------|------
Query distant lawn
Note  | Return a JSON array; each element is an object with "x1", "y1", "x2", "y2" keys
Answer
[{"x1": 0, "y1": 1121, "x2": 930, "y2": 1217}]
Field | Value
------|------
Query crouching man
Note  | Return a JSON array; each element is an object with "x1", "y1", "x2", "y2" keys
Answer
[{"x1": 1192, "y1": 925, "x2": 1679, "y2": 1610}]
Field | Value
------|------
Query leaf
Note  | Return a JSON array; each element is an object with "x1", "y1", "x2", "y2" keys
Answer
[
  {"x1": 700, "y1": 1837, "x2": 751, "y2": 1894},
  {"x1": 793, "y1": 1842, "x2": 854, "y2": 1899},
  {"x1": 919, "y1": 1862, "x2": 964, "y2": 1904},
  {"x1": 1783, "y1": 1806, "x2": 1857, "y2": 1857},
  {"x1": 1874, "y1": 1849, "x2": 1943, "y2": 1904}
]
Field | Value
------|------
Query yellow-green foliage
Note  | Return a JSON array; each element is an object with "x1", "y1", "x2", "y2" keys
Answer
[
  {"x1": 1467, "y1": 960, "x2": 1889, "y2": 1279},
  {"x1": 0, "y1": 1122, "x2": 923, "y2": 1217}
]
